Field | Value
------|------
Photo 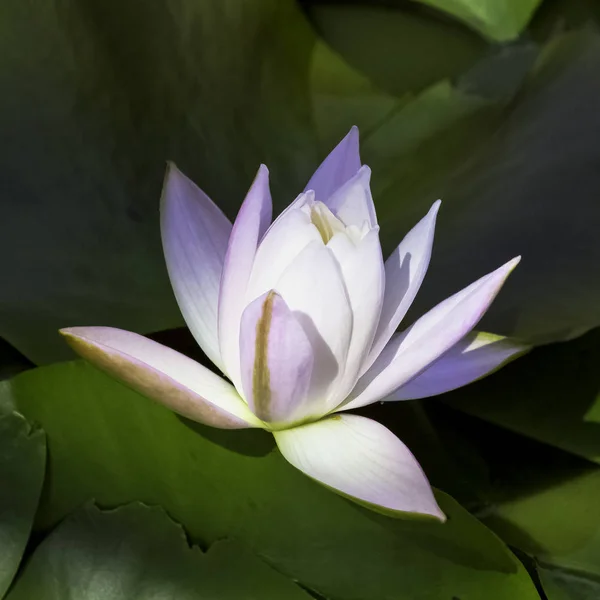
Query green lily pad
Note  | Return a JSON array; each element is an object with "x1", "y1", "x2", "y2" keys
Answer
[
  {"x1": 0, "y1": 411, "x2": 46, "y2": 598},
  {"x1": 1, "y1": 361, "x2": 540, "y2": 600},
  {"x1": 6, "y1": 502, "x2": 312, "y2": 600}
]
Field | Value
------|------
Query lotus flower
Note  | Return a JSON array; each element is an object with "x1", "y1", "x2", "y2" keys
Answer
[{"x1": 61, "y1": 128, "x2": 526, "y2": 521}]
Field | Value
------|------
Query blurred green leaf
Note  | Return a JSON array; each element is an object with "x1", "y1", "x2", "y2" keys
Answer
[
  {"x1": 538, "y1": 567, "x2": 600, "y2": 600},
  {"x1": 445, "y1": 329, "x2": 600, "y2": 463},
  {"x1": 306, "y1": 3, "x2": 486, "y2": 96},
  {"x1": 0, "y1": 361, "x2": 540, "y2": 600},
  {"x1": 0, "y1": 411, "x2": 45, "y2": 598},
  {"x1": 6, "y1": 503, "x2": 312, "y2": 600},
  {"x1": 3, "y1": 0, "x2": 597, "y2": 366},
  {"x1": 410, "y1": 0, "x2": 543, "y2": 41},
  {"x1": 391, "y1": 30, "x2": 600, "y2": 345},
  {"x1": 0, "y1": 0, "x2": 322, "y2": 365}
]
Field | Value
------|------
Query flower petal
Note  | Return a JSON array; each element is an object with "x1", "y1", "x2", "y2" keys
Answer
[
  {"x1": 239, "y1": 291, "x2": 314, "y2": 424},
  {"x1": 326, "y1": 165, "x2": 377, "y2": 228},
  {"x1": 275, "y1": 241, "x2": 353, "y2": 415},
  {"x1": 363, "y1": 200, "x2": 440, "y2": 374},
  {"x1": 389, "y1": 332, "x2": 530, "y2": 401},
  {"x1": 60, "y1": 326, "x2": 261, "y2": 429},
  {"x1": 245, "y1": 194, "x2": 322, "y2": 303},
  {"x1": 218, "y1": 165, "x2": 272, "y2": 390},
  {"x1": 326, "y1": 227, "x2": 385, "y2": 405},
  {"x1": 304, "y1": 127, "x2": 361, "y2": 202},
  {"x1": 160, "y1": 163, "x2": 232, "y2": 372},
  {"x1": 273, "y1": 414, "x2": 445, "y2": 520},
  {"x1": 343, "y1": 257, "x2": 520, "y2": 410}
]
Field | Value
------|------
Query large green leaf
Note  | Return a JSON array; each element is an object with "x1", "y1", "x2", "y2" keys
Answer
[
  {"x1": 446, "y1": 328, "x2": 600, "y2": 463},
  {"x1": 410, "y1": 0, "x2": 543, "y2": 41},
  {"x1": 0, "y1": 411, "x2": 45, "y2": 598},
  {"x1": 6, "y1": 503, "x2": 312, "y2": 600},
  {"x1": 0, "y1": 361, "x2": 540, "y2": 600},
  {"x1": 0, "y1": 0, "x2": 324, "y2": 365}
]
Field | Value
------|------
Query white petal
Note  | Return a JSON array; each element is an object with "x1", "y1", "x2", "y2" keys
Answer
[
  {"x1": 275, "y1": 241, "x2": 353, "y2": 415},
  {"x1": 239, "y1": 291, "x2": 314, "y2": 424},
  {"x1": 218, "y1": 165, "x2": 272, "y2": 390},
  {"x1": 274, "y1": 414, "x2": 445, "y2": 520},
  {"x1": 343, "y1": 257, "x2": 520, "y2": 410},
  {"x1": 389, "y1": 332, "x2": 530, "y2": 401},
  {"x1": 245, "y1": 194, "x2": 321, "y2": 303},
  {"x1": 160, "y1": 163, "x2": 232, "y2": 371},
  {"x1": 364, "y1": 200, "x2": 440, "y2": 374},
  {"x1": 60, "y1": 327, "x2": 262, "y2": 429},
  {"x1": 304, "y1": 127, "x2": 361, "y2": 202},
  {"x1": 327, "y1": 227, "x2": 385, "y2": 405},
  {"x1": 326, "y1": 165, "x2": 377, "y2": 228}
]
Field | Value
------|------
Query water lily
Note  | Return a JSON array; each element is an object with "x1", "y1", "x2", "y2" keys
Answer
[{"x1": 61, "y1": 127, "x2": 526, "y2": 521}]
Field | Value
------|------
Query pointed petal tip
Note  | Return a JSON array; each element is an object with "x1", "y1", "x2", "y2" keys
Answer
[
  {"x1": 347, "y1": 125, "x2": 359, "y2": 140},
  {"x1": 357, "y1": 164, "x2": 371, "y2": 182},
  {"x1": 431, "y1": 199, "x2": 442, "y2": 214},
  {"x1": 498, "y1": 255, "x2": 521, "y2": 278}
]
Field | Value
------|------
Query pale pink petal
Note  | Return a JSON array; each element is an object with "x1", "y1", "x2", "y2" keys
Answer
[
  {"x1": 343, "y1": 257, "x2": 520, "y2": 410},
  {"x1": 160, "y1": 163, "x2": 232, "y2": 371},
  {"x1": 239, "y1": 291, "x2": 314, "y2": 424},
  {"x1": 61, "y1": 327, "x2": 262, "y2": 429},
  {"x1": 364, "y1": 201, "x2": 440, "y2": 374},
  {"x1": 274, "y1": 414, "x2": 445, "y2": 520},
  {"x1": 218, "y1": 165, "x2": 272, "y2": 390},
  {"x1": 304, "y1": 127, "x2": 361, "y2": 202},
  {"x1": 390, "y1": 332, "x2": 530, "y2": 401}
]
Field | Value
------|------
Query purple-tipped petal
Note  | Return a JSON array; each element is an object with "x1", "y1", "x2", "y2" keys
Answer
[
  {"x1": 239, "y1": 291, "x2": 314, "y2": 424},
  {"x1": 60, "y1": 327, "x2": 261, "y2": 429},
  {"x1": 326, "y1": 165, "x2": 377, "y2": 228},
  {"x1": 274, "y1": 414, "x2": 445, "y2": 520},
  {"x1": 305, "y1": 127, "x2": 361, "y2": 203},
  {"x1": 275, "y1": 241, "x2": 353, "y2": 415},
  {"x1": 363, "y1": 201, "x2": 440, "y2": 374},
  {"x1": 389, "y1": 332, "x2": 530, "y2": 401},
  {"x1": 160, "y1": 163, "x2": 232, "y2": 372},
  {"x1": 343, "y1": 257, "x2": 520, "y2": 410},
  {"x1": 218, "y1": 165, "x2": 272, "y2": 389}
]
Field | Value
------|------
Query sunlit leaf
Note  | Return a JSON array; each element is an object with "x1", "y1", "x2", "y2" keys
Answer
[
  {"x1": 1, "y1": 361, "x2": 539, "y2": 600},
  {"x1": 6, "y1": 503, "x2": 312, "y2": 600}
]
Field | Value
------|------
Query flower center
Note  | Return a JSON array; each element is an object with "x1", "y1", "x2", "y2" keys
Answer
[{"x1": 309, "y1": 201, "x2": 345, "y2": 244}]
